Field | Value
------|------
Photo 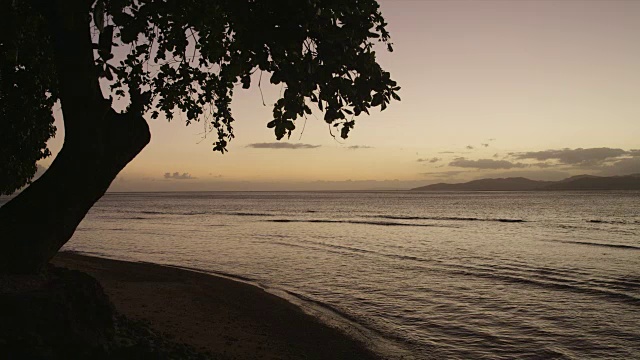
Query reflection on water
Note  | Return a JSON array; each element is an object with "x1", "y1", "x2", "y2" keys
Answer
[{"x1": 61, "y1": 191, "x2": 639, "y2": 359}]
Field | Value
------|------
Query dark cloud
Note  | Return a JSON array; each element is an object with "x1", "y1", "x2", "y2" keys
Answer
[
  {"x1": 488, "y1": 138, "x2": 496, "y2": 142},
  {"x1": 493, "y1": 153, "x2": 499, "y2": 158},
  {"x1": 449, "y1": 158, "x2": 527, "y2": 169},
  {"x1": 481, "y1": 143, "x2": 489, "y2": 148},
  {"x1": 164, "y1": 172, "x2": 196, "y2": 180},
  {"x1": 438, "y1": 151, "x2": 455, "y2": 154},
  {"x1": 347, "y1": 145, "x2": 373, "y2": 150},
  {"x1": 599, "y1": 157, "x2": 640, "y2": 176},
  {"x1": 466, "y1": 145, "x2": 474, "y2": 150},
  {"x1": 247, "y1": 142, "x2": 321, "y2": 149},
  {"x1": 511, "y1": 147, "x2": 628, "y2": 166},
  {"x1": 532, "y1": 162, "x2": 554, "y2": 168},
  {"x1": 417, "y1": 157, "x2": 441, "y2": 163}
]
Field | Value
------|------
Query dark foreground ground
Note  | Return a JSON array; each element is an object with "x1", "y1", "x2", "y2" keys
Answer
[{"x1": 48, "y1": 252, "x2": 379, "y2": 359}]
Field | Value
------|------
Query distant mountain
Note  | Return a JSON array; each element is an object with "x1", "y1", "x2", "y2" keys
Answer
[
  {"x1": 411, "y1": 174, "x2": 640, "y2": 191},
  {"x1": 556, "y1": 174, "x2": 600, "y2": 183},
  {"x1": 412, "y1": 177, "x2": 550, "y2": 191},
  {"x1": 544, "y1": 174, "x2": 640, "y2": 190}
]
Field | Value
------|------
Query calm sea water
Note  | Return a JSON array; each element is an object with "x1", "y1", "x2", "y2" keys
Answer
[{"x1": 33, "y1": 191, "x2": 640, "y2": 358}]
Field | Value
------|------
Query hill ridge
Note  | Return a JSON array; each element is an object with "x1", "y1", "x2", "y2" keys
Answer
[{"x1": 411, "y1": 174, "x2": 640, "y2": 191}]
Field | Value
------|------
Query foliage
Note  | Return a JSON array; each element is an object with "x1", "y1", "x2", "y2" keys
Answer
[
  {"x1": 0, "y1": 2, "x2": 57, "y2": 195},
  {"x1": 0, "y1": 0, "x2": 399, "y2": 194}
]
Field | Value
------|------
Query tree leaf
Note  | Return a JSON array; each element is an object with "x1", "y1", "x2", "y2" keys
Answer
[
  {"x1": 98, "y1": 25, "x2": 113, "y2": 60},
  {"x1": 241, "y1": 75, "x2": 251, "y2": 89},
  {"x1": 93, "y1": 0, "x2": 105, "y2": 33},
  {"x1": 104, "y1": 66, "x2": 113, "y2": 80}
]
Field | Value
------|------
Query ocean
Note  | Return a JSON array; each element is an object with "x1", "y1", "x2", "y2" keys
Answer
[{"x1": 45, "y1": 191, "x2": 640, "y2": 359}]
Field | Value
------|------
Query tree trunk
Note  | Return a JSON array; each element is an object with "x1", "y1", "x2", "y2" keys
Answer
[
  {"x1": 0, "y1": 111, "x2": 150, "y2": 274},
  {"x1": 0, "y1": 0, "x2": 150, "y2": 274}
]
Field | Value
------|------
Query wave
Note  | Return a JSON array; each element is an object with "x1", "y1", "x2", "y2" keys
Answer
[
  {"x1": 587, "y1": 219, "x2": 639, "y2": 225},
  {"x1": 129, "y1": 209, "x2": 525, "y2": 223},
  {"x1": 449, "y1": 261, "x2": 640, "y2": 293},
  {"x1": 226, "y1": 212, "x2": 274, "y2": 217},
  {"x1": 266, "y1": 219, "x2": 445, "y2": 228},
  {"x1": 270, "y1": 239, "x2": 640, "y2": 304},
  {"x1": 140, "y1": 210, "x2": 206, "y2": 215},
  {"x1": 443, "y1": 265, "x2": 640, "y2": 305},
  {"x1": 557, "y1": 224, "x2": 637, "y2": 236},
  {"x1": 369, "y1": 215, "x2": 525, "y2": 223},
  {"x1": 137, "y1": 210, "x2": 274, "y2": 217},
  {"x1": 76, "y1": 227, "x2": 129, "y2": 231},
  {"x1": 542, "y1": 239, "x2": 640, "y2": 250}
]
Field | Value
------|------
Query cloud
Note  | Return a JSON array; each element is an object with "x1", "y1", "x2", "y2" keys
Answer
[
  {"x1": 511, "y1": 147, "x2": 628, "y2": 166},
  {"x1": 466, "y1": 145, "x2": 474, "y2": 150},
  {"x1": 481, "y1": 143, "x2": 489, "y2": 148},
  {"x1": 532, "y1": 162, "x2": 554, "y2": 168},
  {"x1": 449, "y1": 158, "x2": 527, "y2": 169},
  {"x1": 438, "y1": 151, "x2": 455, "y2": 154},
  {"x1": 417, "y1": 157, "x2": 441, "y2": 163},
  {"x1": 247, "y1": 142, "x2": 321, "y2": 149},
  {"x1": 420, "y1": 170, "x2": 469, "y2": 178},
  {"x1": 347, "y1": 145, "x2": 373, "y2": 150},
  {"x1": 599, "y1": 157, "x2": 640, "y2": 176},
  {"x1": 164, "y1": 172, "x2": 196, "y2": 180}
]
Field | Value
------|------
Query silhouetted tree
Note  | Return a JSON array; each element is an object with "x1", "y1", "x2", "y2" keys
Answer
[{"x1": 0, "y1": 0, "x2": 399, "y2": 273}]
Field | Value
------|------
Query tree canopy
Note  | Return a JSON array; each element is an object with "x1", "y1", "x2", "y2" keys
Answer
[
  {"x1": 0, "y1": 0, "x2": 399, "y2": 195},
  {"x1": 1, "y1": 1, "x2": 58, "y2": 195}
]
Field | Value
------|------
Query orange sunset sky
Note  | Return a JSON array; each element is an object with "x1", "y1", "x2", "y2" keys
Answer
[{"x1": 41, "y1": 0, "x2": 640, "y2": 191}]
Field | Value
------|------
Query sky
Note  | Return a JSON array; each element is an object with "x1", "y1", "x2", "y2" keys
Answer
[{"x1": 41, "y1": 0, "x2": 640, "y2": 191}]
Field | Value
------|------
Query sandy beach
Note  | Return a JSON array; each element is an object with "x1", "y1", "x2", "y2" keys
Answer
[{"x1": 52, "y1": 252, "x2": 379, "y2": 360}]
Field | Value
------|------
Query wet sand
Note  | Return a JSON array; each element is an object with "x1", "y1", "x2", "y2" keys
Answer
[{"x1": 52, "y1": 252, "x2": 379, "y2": 360}]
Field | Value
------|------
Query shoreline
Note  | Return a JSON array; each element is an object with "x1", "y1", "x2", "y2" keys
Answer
[
  {"x1": 52, "y1": 251, "x2": 383, "y2": 360},
  {"x1": 146, "y1": 263, "x2": 410, "y2": 358}
]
